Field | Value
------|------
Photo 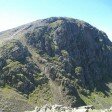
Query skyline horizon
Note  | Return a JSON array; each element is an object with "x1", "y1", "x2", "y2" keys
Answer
[{"x1": 0, "y1": 0, "x2": 111, "y2": 40}]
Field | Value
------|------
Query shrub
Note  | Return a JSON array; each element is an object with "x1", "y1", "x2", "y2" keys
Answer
[
  {"x1": 75, "y1": 66, "x2": 83, "y2": 74},
  {"x1": 61, "y1": 50, "x2": 68, "y2": 57}
]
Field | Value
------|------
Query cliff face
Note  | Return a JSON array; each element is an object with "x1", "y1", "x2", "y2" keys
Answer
[
  {"x1": 0, "y1": 17, "x2": 112, "y2": 111},
  {"x1": 25, "y1": 17, "x2": 112, "y2": 88}
]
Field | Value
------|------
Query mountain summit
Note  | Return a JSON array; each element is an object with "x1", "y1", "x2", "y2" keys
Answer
[{"x1": 0, "y1": 17, "x2": 112, "y2": 111}]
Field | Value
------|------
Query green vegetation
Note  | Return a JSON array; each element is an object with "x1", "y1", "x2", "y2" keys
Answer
[
  {"x1": 80, "y1": 91, "x2": 112, "y2": 109},
  {"x1": 49, "y1": 20, "x2": 63, "y2": 28},
  {"x1": 29, "y1": 83, "x2": 53, "y2": 106},
  {"x1": 61, "y1": 50, "x2": 68, "y2": 57},
  {"x1": 0, "y1": 87, "x2": 34, "y2": 112},
  {"x1": 75, "y1": 66, "x2": 83, "y2": 74}
]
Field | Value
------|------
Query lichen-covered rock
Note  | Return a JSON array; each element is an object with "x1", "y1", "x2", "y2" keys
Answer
[{"x1": 24, "y1": 104, "x2": 112, "y2": 112}]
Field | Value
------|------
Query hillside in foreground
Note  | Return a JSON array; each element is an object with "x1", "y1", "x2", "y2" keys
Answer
[{"x1": 0, "y1": 17, "x2": 112, "y2": 112}]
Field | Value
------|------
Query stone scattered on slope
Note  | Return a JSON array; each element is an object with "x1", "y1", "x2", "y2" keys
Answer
[{"x1": 24, "y1": 104, "x2": 112, "y2": 112}]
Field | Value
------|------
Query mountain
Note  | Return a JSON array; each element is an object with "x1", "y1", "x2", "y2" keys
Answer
[{"x1": 0, "y1": 17, "x2": 112, "y2": 112}]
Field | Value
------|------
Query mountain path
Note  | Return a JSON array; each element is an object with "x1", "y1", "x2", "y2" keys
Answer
[{"x1": 20, "y1": 40, "x2": 64, "y2": 104}]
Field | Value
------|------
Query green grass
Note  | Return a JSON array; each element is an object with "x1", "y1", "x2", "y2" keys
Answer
[
  {"x1": 29, "y1": 83, "x2": 53, "y2": 107},
  {"x1": 0, "y1": 87, "x2": 34, "y2": 112},
  {"x1": 80, "y1": 91, "x2": 112, "y2": 109},
  {"x1": 49, "y1": 20, "x2": 63, "y2": 28}
]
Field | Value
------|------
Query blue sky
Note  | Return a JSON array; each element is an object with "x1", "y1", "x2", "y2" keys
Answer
[{"x1": 0, "y1": 0, "x2": 112, "y2": 40}]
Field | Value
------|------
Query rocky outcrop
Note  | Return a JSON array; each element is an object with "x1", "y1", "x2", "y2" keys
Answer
[
  {"x1": 0, "y1": 40, "x2": 30, "y2": 62},
  {"x1": 22, "y1": 17, "x2": 112, "y2": 90},
  {"x1": 0, "y1": 40, "x2": 41, "y2": 94},
  {"x1": 24, "y1": 104, "x2": 112, "y2": 112}
]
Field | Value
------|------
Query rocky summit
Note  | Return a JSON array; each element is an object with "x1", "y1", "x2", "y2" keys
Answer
[{"x1": 0, "y1": 17, "x2": 112, "y2": 112}]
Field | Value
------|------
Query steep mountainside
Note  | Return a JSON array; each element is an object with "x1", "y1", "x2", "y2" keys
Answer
[{"x1": 0, "y1": 17, "x2": 112, "y2": 111}]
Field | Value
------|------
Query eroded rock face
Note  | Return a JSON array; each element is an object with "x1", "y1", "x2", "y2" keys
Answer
[
  {"x1": 0, "y1": 40, "x2": 42, "y2": 94},
  {"x1": 0, "y1": 40, "x2": 30, "y2": 62},
  {"x1": 23, "y1": 17, "x2": 112, "y2": 90}
]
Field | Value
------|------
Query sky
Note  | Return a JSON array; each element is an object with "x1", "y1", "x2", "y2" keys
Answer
[{"x1": 0, "y1": 0, "x2": 112, "y2": 40}]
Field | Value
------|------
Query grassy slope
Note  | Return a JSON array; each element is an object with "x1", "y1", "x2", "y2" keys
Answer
[
  {"x1": 0, "y1": 86, "x2": 34, "y2": 112},
  {"x1": 80, "y1": 92, "x2": 112, "y2": 109}
]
